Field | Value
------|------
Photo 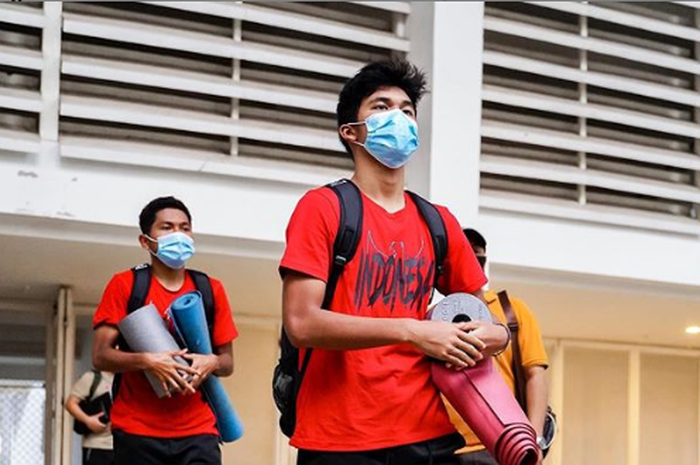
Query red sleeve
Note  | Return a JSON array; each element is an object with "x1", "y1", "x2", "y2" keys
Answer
[
  {"x1": 279, "y1": 188, "x2": 339, "y2": 283},
  {"x1": 209, "y1": 278, "x2": 238, "y2": 347},
  {"x1": 436, "y1": 206, "x2": 488, "y2": 295},
  {"x1": 92, "y1": 272, "x2": 131, "y2": 328}
]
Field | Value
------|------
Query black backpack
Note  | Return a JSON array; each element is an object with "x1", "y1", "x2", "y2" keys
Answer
[
  {"x1": 112, "y1": 264, "x2": 216, "y2": 398},
  {"x1": 272, "y1": 179, "x2": 449, "y2": 438}
]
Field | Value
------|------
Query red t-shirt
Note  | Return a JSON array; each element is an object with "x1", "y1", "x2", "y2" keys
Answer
[
  {"x1": 92, "y1": 270, "x2": 238, "y2": 438},
  {"x1": 279, "y1": 186, "x2": 487, "y2": 451}
]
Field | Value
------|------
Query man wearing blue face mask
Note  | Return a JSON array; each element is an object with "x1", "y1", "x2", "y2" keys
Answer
[
  {"x1": 278, "y1": 59, "x2": 511, "y2": 465},
  {"x1": 92, "y1": 196, "x2": 238, "y2": 465}
]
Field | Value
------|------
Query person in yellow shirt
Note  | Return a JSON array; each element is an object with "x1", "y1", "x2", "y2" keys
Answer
[{"x1": 448, "y1": 228, "x2": 549, "y2": 465}]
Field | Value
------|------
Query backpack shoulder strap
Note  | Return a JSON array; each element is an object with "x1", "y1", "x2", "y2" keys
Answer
[
  {"x1": 128, "y1": 264, "x2": 152, "y2": 313},
  {"x1": 406, "y1": 191, "x2": 448, "y2": 286},
  {"x1": 87, "y1": 369, "x2": 101, "y2": 401},
  {"x1": 187, "y1": 269, "x2": 215, "y2": 339},
  {"x1": 114, "y1": 264, "x2": 152, "y2": 400},
  {"x1": 324, "y1": 179, "x2": 363, "y2": 309},
  {"x1": 295, "y1": 179, "x2": 363, "y2": 377},
  {"x1": 498, "y1": 290, "x2": 527, "y2": 413}
]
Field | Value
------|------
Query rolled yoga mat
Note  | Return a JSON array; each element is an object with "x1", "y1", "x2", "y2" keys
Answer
[
  {"x1": 117, "y1": 303, "x2": 191, "y2": 398},
  {"x1": 169, "y1": 291, "x2": 244, "y2": 442},
  {"x1": 429, "y1": 293, "x2": 539, "y2": 465}
]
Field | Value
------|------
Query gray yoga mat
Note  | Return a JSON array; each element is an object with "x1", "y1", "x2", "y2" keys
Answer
[{"x1": 117, "y1": 303, "x2": 190, "y2": 398}]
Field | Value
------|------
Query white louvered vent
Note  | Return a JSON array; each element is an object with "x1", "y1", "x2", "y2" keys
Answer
[
  {"x1": 0, "y1": 3, "x2": 44, "y2": 153},
  {"x1": 58, "y1": 2, "x2": 410, "y2": 170},
  {"x1": 480, "y1": 2, "x2": 700, "y2": 235}
]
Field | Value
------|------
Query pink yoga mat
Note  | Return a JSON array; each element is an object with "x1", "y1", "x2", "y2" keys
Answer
[{"x1": 429, "y1": 293, "x2": 539, "y2": 465}]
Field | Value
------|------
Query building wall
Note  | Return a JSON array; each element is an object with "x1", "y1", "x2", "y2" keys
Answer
[
  {"x1": 2, "y1": 2, "x2": 697, "y2": 296},
  {"x1": 220, "y1": 322, "x2": 279, "y2": 465},
  {"x1": 1, "y1": 2, "x2": 699, "y2": 465}
]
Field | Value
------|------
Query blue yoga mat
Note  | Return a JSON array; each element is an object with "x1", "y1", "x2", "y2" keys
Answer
[{"x1": 169, "y1": 291, "x2": 244, "y2": 442}]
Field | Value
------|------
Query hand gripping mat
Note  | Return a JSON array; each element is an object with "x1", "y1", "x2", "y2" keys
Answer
[
  {"x1": 117, "y1": 303, "x2": 190, "y2": 398},
  {"x1": 169, "y1": 291, "x2": 244, "y2": 442},
  {"x1": 428, "y1": 293, "x2": 538, "y2": 465}
]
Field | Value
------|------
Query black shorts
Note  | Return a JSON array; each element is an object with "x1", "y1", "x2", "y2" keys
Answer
[
  {"x1": 456, "y1": 450, "x2": 499, "y2": 465},
  {"x1": 83, "y1": 447, "x2": 114, "y2": 465},
  {"x1": 113, "y1": 430, "x2": 220, "y2": 465},
  {"x1": 297, "y1": 433, "x2": 465, "y2": 465}
]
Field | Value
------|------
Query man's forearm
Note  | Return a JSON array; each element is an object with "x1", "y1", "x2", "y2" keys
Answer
[
  {"x1": 213, "y1": 344, "x2": 233, "y2": 377},
  {"x1": 65, "y1": 396, "x2": 90, "y2": 423},
  {"x1": 93, "y1": 346, "x2": 150, "y2": 373},
  {"x1": 285, "y1": 307, "x2": 414, "y2": 350},
  {"x1": 93, "y1": 326, "x2": 153, "y2": 374},
  {"x1": 285, "y1": 302, "x2": 507, "y2": 353},
  {"x1": 525, "y1": 366, "x2": 548, "y2": 436}
]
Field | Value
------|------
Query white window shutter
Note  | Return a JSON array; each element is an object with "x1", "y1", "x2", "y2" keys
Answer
[
  {"x1": 481, "y1": 2, "x2": 700, "y2": 236},
  {"x1": 0, "y1": 3, "x2": 44, "y2": 153},
  {"x1": 54, "y1": 2, "x2": 410, "y2": 168}
]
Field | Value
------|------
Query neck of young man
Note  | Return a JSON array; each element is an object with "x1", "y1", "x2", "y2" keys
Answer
[
  {"x1": 351, "y1": 149, "x2": 406, "y2": 213},
  {"x1": 150, "y1": 258, "x2": 187, "y2": 291}
]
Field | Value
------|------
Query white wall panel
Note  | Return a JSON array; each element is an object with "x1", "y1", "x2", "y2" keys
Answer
[
  {"x1": 481, "y1": 2, "x2": 700, "y2": 237},
  {"x1": 640, "y1": 354, "x2": 699, "y2": 465},
  {"x1": 562, "y1": 348, "x2": 629, "y2": 465}
]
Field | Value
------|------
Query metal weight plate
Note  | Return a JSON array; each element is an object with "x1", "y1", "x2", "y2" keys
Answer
[{"x1": 428, "y1": 293, "x2": 493, "y2": 324}]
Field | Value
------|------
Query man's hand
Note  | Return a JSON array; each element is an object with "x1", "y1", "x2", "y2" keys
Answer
[
  {"x1": 468, "y1": 321, "x2": 509, "y2": 357},
  {"x1": 144, "y1": 349, "x2": 200, "y2": 396},
  {"x1": 182, "y1": 353, "x2": 220, "y2": 391},
  {"x1": 85, "y1": 412, "x2": 108, "y2": 434},
  {"x1": 407, "y1": 320, "x2": 486, "y2": 369}
]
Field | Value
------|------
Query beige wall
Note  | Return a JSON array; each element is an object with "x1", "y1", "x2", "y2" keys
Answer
[
  {"x1": 561, "y1": 348, "x2": 629, "y2": 465},
  {"x1": 640, "y1": 354, "x2": 699, "y2": 465},
  {"x1": 544, "y1": 341, "x2": 700, "y2": 465},
  {"x1": 221, "y1": 322, "x2": 280, "y2": 465}
]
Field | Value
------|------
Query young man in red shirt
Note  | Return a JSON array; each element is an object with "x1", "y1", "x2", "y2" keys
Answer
[
  {"x1": 280, "y1": 59, "x2": 510, "y2": 464},
  {"x1": 92, "y1": 196, "x2": 238, "y2": 465}
]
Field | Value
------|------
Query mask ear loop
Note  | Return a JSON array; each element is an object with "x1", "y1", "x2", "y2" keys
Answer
[
  {"x1": 143, "y1": 235, "x2": 160, "y2": 259},
  {"x1": 340, "y1": 120, "x2": 367, "y2": 149}
]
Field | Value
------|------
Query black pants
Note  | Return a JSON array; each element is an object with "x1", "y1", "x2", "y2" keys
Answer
[
  {"x1": 456, "y1": 449, "x2": 499, "y2": 465},
  {"x1": 113, "y1": 430, "x2": 221, "y2": 465},
  {"x1": 297, "y1": 433, "x2": 465, "y2": 465},
  {"x1": 83, "y1": 448, "x2": 114, "y2": 465}
]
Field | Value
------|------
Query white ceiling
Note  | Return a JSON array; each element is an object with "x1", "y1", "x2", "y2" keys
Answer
[
  {"x1": 0, "y1": 234, "x2": 698, "y2": 349},
  {"x1": 0, "y1": 233, "x2": 283, "y2": 318},
  {"x1": 493, "y1": 264, "x2": 700, "y2": 350}
]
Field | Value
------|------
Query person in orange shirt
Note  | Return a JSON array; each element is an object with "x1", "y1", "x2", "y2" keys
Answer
[{"x1": 448, "y1": 228, "x2": 549, "y2": 465}]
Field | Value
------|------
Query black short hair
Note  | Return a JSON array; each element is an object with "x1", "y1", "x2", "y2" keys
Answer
[
  {"x1": 139, "y1": 196, "x2": 192, "y2": 235},
  {"x1": 337, "y1": 58, "x2": 428, "y2": 155},
  {"x1": 463, "y1": 228, "x2": 487, "y2": 250}
]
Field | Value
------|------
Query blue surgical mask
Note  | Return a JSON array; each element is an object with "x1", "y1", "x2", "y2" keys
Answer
[
  {"x1": 348, "y1": 109, "x2": 419, "y2": 169},
  {"x1": 146, "y1": 232, "x2": 195, "y2": 269}
]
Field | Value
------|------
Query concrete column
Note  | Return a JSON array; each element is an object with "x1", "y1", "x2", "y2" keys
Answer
[{"x1": 406, "y1": 2, "x2": 485, "y2": 227}]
